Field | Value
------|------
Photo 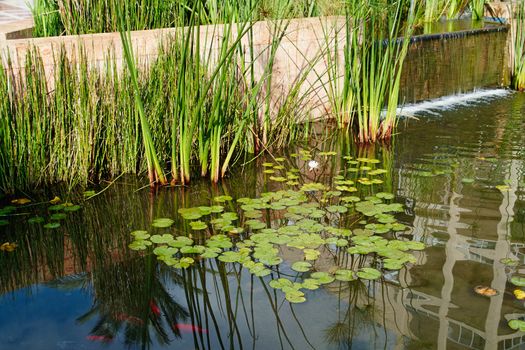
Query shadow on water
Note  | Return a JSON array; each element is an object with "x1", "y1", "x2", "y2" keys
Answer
[{"x1": 1, "y1": 92, "x2": 525, "y2": 349}]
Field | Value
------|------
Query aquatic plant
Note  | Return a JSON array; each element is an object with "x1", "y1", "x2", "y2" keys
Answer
[
  {"x1": 345, "y1": 0, "x2": 416, "y2": 143},
  {"x1": 118, "y1": 9, "x2": 167, "y2": 186},
  {"x1": 511, "y1": 0, "x2": 525, "y2": 91},
  {"x1": 470, "y1": 0, "x2": 485, "y2": 20},
  {"x1": 128, "y1": 153, "x2": 424, "y2": 304}
]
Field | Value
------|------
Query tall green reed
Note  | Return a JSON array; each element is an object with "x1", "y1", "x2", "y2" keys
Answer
[
  {"x1": 470, "y1": 0, "x2": 485, "y2": 20},
  {"x1": 336, "y1": 0, "x2": 415, "y2": 143},
  {"x1": 511, "y1": 1, "x2": 525, "y2": 91},
  {"x1": 118, "y1": 7, "x2": 168, "y2": 186}
]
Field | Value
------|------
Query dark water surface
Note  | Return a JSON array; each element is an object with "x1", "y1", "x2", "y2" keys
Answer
[{"x1": 1, "y1": 91, "x2": 525, "y2": 350}]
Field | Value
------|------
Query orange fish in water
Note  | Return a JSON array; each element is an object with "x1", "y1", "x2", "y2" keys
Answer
[
  {"x1": 474, "y1": 285, "x2": 498, "y2": 297},
  {"x1": 173, "y1": 323, "x2": 208, "y2": 334},
  {"x1": 149, "y1": 300, "x2": 161, "y2": 316},
  {"x1": 86, "y1": 335, "x2": 113, "y2": 342}
]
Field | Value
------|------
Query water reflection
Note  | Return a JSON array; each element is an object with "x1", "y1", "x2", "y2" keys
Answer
[{"x1": 1, "y1": 93, "x2": 525, "y2": 349}]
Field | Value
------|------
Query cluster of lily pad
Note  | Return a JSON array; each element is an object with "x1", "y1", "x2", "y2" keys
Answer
[
  {"x1": 129, "y1": 154, "x2": 425, "y2": 303},
  {"x1": 0, "y1": 196, "x2": 81, "y2": 229}
]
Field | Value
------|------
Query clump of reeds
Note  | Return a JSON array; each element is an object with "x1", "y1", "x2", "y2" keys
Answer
[
  {"x1": 2, "y1": 0, "x2": 314, "y2": 192},
  {"x1": 511, "y1": 0, "x2": 525, "y2": 91},
  {"x1": 328, "y1": 0, "x2": 415, "y2": 143}
]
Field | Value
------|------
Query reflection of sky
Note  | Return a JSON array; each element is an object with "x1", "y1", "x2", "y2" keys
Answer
[
  {"x1": 0, "y1": 273, "x2": 401, "y2": 350},
  {"x1": 0, "y1": 286, "x2": 95, "y2": 350}
]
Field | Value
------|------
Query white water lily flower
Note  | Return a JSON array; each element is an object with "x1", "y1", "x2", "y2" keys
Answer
[{"x1": 308, "y1": 160, "x2": 319, "y2": 171}]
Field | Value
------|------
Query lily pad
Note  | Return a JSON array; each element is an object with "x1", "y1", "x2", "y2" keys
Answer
[
  {"x1": 508, "y1": 319, "x2": 525, "y2": 332},
  {"x1": 291, "y1": 261, "x2": 312, "y2": 272},
  {"x1": 150, "y1": 234, "x2": 175, "y2": 244},
  {"x1": 152, "y1": 218, "x2": 174, "y2": 228},
  {"x1": 44, "y1": 222, "x2": 61, "y2": 229},
  {"x1": 310, "y1": 271, "x2": 335, "y2": 284},
  {"x1": 357, "y1": 267, "x2": 381, "y2": 280},
  {"x1": 129, "y1": 240, "x2": 152, "y2": 250},
  {"x1": 28, "y1": 216, "x2": 45, "y2": 224},
  {"x1": 335, "y1": 269, "x2": 356, "y2": 282},
  {"x1": 511, "y1": 276, "x2": 525, "y2": 287},
  {"x1": 64, "y1": 205, "x2": 81, "y2": 212},
  {"x1": 190, "y1": 221, "x2": 208, "y2": 230}
]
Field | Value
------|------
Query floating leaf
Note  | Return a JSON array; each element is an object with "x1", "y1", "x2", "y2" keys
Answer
[
  {"x1": 152, "y1": 218, "x2": 174, "y2": 228},
  {"x1": 150, "y1": 234, "x2": 175, "y2": 244},
  {"x1": 153, "y1": 246, "x2": 178, "y2": 256},
  {"x1": 326, "y1": 205, "x2": 348, "y2": 214},
  {"x1": 357, "y1": 267, "x2": 381, "y2": 280},
  {"x1": 131, "y1": 230, "x2": 150, "y2": 240},
  {"x1": 11, "y1": 198, "x2": 31, "y2": 205},
  {"x1": 511, "y1": 276, "x2": 525, "y2": 287},
  {"x1": 514, "y1": 289, "x2": 525, "y2": 300},
  {"x1": 50, "y1": 213, "x2": 67, "y2": 220},
  {"x1": 335, "y1": 269, "x2": 356, "y2": 282},
  {"x1": 500, "y1": 258, "x2": 520, "y2": 267},
  {"x1": 461, "y1": 178, "x2": 475, "y2": 184},
  {"x1": 0, "y1": 242, "x2": 17, "y2": 252},
  {"x1": 49, "y1": 196, "x2": 61, "y2": 204},
  {"x1": 496, "y1": 185, "x2": 510, "y2": 192},
  {"x1": 218, "y1": 251, "x2": 243, "y2": 263},
  {"x1": 180, "y1": 245, "x2": 206, "y2": 254},
  {"x1": 64, "y1": 205, "x2": 81, "y2": 212},
  {"x1": 28, "y1": 216, "x2": 45, "y2": 224},
  {"x1": 44, "y1": 222, "x2": 60, "y2": 229},
  {"x1": 214, "y1": 195, "x2": 233, "y2": 203},
  {"x1": 48, "y1": 204, "x2": 65, "y2": 211},
  {"x1": 310, "y1": 271, "x2": 335, "y2": 284},
  {"x1": 0, "y1": 220, "x2": 9, "y2": 226},
  {"x1": 190, "y1": 221, "x2": 208, "y2": 230},
  {"x1": 508, "y1": 319, "x2": 525, "y2": 332},
  {"x1": 169, "y1": 236, "x2": 193, "y2": 248},
  {"x1": 291, "y1": 261, "x2": 312, "y2": 272}
]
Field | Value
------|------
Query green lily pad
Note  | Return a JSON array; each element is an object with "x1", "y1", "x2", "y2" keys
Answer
[
  {"x1": 291, "y1": 261, "x2": 312, "y2": 272},
  {"x1": 129, "y1": 240, "x2": 152, "y2": 250},
  {"x1": 28, "y1": 216, "x2": 45, "y2": 224},
  {"x1": 335, "y1": 269, "x2": 356, "y2": 282},
  {"x1": 50, "y1": 213, "x2": 67, "y2": 220},
  {"x1": 511, "y1": 276, "x2": 525, "y2": 287},
  {"x1": 180, "y1": 245, "x2": 206, "y2": 254},
  {"x1": 48, "y1": 204, "x2": 65, "y2": 211},
  {"x1": 269, "y1": 278, "x2": 293, "y2": 289},
  {"x1": 461, "y1": 178, "x2": 475, "y2": 184},
  {"x1": 310, "y1": 271, "x2": 335, "y2": 284},
  {"x1": 44, "y1": 222, "x2": 61, "y2": 229},
  {"x1": 214, "y1": 195, "x2": 233, "y2": 203},
  {"x1": 218, "y1": 251, "x2": 243, "y2": 263},
  {"x1": 64, "y1": 205, "x2": 81, "y2": 212},
  {"x1": 131, "y1": 230, "x2": 150, "y2": 240},
  {"x1": 300, "y1": 278, "x2": 320, "y2": 290},
  {"x1": 152, "y1": 218, "x2": 174, "y2": 228},
  {"x1": 190, "y1": 221, "x2": 208, "y2": 230},
  {"x1": 150, "y1": 234, "x2": 175, "y2": 244},
  {"x1": 508, "y1": 319, "x2": 525, "y2": 332},
  {"x1": 357, "y1": 267, "x2": 381, "y2": 280},
  {"x1": 153, "y1": 246, "x2": 178, "y2": 256},
  {"x1": 500, "y1": 258, "x2": 520, "y2": 267}
]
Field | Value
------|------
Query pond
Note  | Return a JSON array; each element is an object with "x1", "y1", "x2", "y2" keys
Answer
[{"x1": 0, "y1": 90, "x2": 524, "y2": 350}]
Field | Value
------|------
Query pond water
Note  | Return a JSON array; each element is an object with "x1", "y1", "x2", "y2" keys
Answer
[{"x1": 1, "y1": 90, "x2": 524, "y2": 350}]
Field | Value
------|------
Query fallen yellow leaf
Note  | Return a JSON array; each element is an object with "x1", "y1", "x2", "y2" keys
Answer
[
  {"x1": 11, "y1": 198, "x2": 31, "y2": 205},
  {"x1": 514, "y1": 289, "x2": 525, "y2": 300},
  {"x1": 49, "y1": 196, "x2": 61, "y2": 204}
]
